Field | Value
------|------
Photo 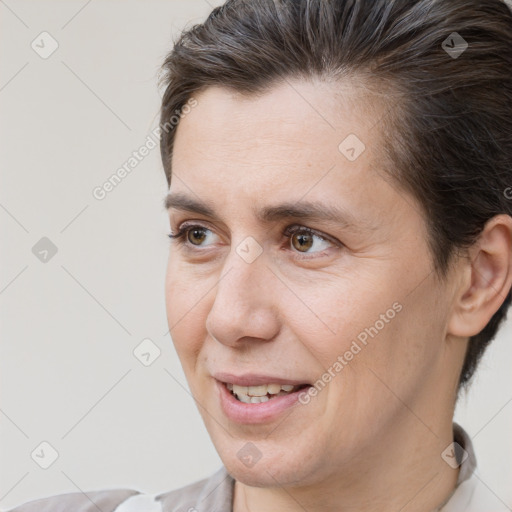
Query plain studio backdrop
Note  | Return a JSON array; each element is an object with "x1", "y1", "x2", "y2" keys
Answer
[{"x1": 1, "y1": 1, "x2": 511, "y2": 510}]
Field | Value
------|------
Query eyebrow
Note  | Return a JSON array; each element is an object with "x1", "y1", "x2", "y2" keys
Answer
[{"x1": 163, "y1": 192, "x2": 377, "y2": 232}]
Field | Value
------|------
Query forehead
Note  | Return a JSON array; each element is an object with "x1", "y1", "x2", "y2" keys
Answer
[
  {"x1": 174, "y1": 78, "x2": 382, "y2": 150},
  {"x1": 169, "y1": 79, "x2": 404, "y2": 230},
  {"x1": 172, "y1": 79, "x2": 385, "y2": 179}
]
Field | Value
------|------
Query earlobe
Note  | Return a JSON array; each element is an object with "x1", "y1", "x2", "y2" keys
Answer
[{"x1": 448, "y1": 214, "x2": 512, "y2": 338}]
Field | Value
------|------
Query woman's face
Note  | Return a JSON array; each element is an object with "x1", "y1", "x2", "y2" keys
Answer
[{"x1": 165, "y1": 79, "x2": 462, "y2": 487}]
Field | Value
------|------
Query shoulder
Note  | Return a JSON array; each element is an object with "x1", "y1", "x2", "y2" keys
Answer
[
  {"x1": 4, "y1": 488, "x2": 140, "y2": 512},
  {"x1": 3, "y1": 467, "x2": 234, "y2": 512}
]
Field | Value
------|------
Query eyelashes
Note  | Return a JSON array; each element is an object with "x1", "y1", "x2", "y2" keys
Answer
[{"x1": 168, "y1": 222, "x2": 342, "y2": 259}]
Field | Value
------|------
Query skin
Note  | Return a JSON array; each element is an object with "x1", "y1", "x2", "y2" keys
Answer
[{"x1": 164, "y1": 78, "x2": 512, "y2": 512}]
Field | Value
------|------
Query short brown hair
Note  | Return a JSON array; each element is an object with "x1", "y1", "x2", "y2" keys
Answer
[{"x1": 159, "y1": 0, "x2": 512, "y2": 388}]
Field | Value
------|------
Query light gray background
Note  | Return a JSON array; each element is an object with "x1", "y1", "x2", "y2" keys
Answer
[{"x1": 1, "y1": 1, "x2": 511, "y2": 510}]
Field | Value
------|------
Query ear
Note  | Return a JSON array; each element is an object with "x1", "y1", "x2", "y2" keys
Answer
[{"x1": 448, "y1": 214, "x2": 512, "y2": 338}]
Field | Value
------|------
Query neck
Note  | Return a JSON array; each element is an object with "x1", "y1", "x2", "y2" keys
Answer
[{"x1": 233, "y1": 416, "x2": 460, "y2": 512}]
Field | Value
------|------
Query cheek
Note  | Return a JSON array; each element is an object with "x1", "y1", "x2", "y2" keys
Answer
[
  {"x1": 286, "y1": 267, "x2": 438, "y2": 407},
  {"x1": 165, "y1": 255, "x2": 210, "y2": 321},
  {"x1": 283, "y1": 272, "x2": 400, "y2": 363},
  {"x1": 165, "y1": 260, "x2": 211, "y2": 366},
  {"x1": 341, "y1": 276, "x2": 450, "y2": 404}
]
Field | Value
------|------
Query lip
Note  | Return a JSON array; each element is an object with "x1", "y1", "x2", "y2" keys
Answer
[
  {"x1": 214, "y1": 377, "x2": 312, "y2": 424},
  {"x1": 213, "y1": 372, "x2": 310, "y2": 387}
]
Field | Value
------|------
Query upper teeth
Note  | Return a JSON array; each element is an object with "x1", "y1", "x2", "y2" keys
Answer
[
  {"x1": 226, "y1": 382, "x2": 302, "y2": 404},
  {"x1": 228, "y1": 383, "x2": 296, "y2": 397}
]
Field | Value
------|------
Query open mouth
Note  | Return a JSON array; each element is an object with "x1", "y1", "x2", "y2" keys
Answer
[{"x1": 225, "y1": 382, "x2": 310, "y2": 404}]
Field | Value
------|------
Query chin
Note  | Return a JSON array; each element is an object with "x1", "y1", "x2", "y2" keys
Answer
[
  {"x1": 225, "y1": 457, "x2": 310, "y2": 488},
  {"x1": 212, "y1": 433, "x2": 329, "y2": 489}
]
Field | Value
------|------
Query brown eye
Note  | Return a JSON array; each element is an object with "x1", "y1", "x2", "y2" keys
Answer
[
  {"x1": 291, "y1": 232, "x2": 314, "y2": 252},
  {"x1": 285, "y1": 226, "x2": 336, "y2": 256},
  {"x1": 187, "y1": 228, "x2": 207, "y2": 245},
  {"x1": 168, "y1": 223, "x2": 220, "y2": 249}
]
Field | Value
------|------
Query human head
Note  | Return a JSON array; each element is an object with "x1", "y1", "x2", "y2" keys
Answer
[{"x1": 159, "y1": 0, "x2": 512, "y2": 503}]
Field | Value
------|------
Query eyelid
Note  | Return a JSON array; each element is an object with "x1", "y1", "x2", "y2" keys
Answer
[
  {"x1": 282, "y1": 224, "x2": 342, "y2": 247},
  {"x1": 169, "y1": 221, "x2": 220, "y2": 245}
]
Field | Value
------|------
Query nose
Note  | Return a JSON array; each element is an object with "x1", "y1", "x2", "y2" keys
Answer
[{"x1": 205, "y1": 246, "x2": 281, "y2": 348}]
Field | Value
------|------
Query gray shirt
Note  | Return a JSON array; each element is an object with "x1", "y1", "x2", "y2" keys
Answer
[{"x1": 5, "y1": 423, "x2": 508, "y2": 511}]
